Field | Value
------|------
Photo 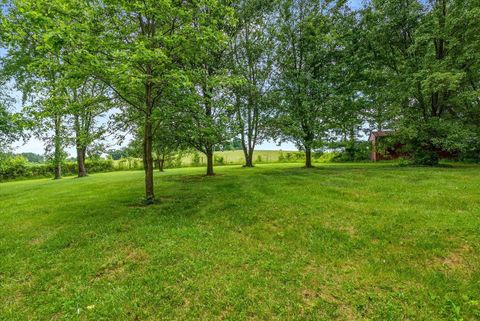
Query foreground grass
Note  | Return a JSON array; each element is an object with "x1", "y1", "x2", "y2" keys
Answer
[{"x1": 0, "y1": 163, "x2": 479, "y2": 320}]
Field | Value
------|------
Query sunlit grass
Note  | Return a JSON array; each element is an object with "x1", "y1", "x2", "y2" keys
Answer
[{"x1": 1, "y1": 163, "x2": 479, "y2": 320}]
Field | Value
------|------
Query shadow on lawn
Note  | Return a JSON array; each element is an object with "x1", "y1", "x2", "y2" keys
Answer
[{"x1": 46, "y1": 163, "x2": 468, "y2": 224}]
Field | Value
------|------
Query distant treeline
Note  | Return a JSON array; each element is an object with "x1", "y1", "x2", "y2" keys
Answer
[{"x1": 0, "y1": 147, "x2": 372, "y2": 182}]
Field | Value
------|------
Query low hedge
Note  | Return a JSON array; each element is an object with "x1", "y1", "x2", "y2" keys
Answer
[{"x1": 0, "y1": 156, "x2": 137, "y2": 181}]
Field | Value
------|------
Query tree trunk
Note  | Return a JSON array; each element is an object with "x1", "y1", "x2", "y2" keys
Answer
[
  {"x1": 348, "y1": 127, "x2": 356, "y2": 161},
  {"x1": 77, "y1": 147, "x2": 87, "y2": 177},
  {"x1": 143, "y1": 118, "x2": 155, "y2": 204},
  {"x1": 305, "y1": 147, "x2": 313, "y2": 168},
  {"x1": 54, "y1": 162, "x2": 62, "y2": 180},
  {"x1": 206, "y1": 148, "x2": 214, "y2": 176},
  {"x1": 246, "y1": 149, "x2": 254, "y2": 167},
  {"x1": 53, "y1": 115, "x2": 62, "y2": 180},
  {"x1": 242, "y1": 142, "x2": 254, "y2": 167},
  {"x1": 157, "y1": 157, "x2": 164, "y2": 172}
]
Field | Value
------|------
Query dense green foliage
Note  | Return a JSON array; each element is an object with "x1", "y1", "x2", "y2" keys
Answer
[
  {"x1": 0, "y1": 156, "x2": 116, "y2": 181},
  {"x1": 19, "y1": 152, "x2": 44, "y2": 163},
  {"x1": 359, "y1": 0, "x2": 480, "y2": 164},
  {"x1": 0, "y1": 90, "x2": 22, "y2": 152},
  {"x1": 1, "y1": 164, "x2": 479, "y2": 320}
]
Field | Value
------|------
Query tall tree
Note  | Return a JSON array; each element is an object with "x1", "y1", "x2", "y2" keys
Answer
[
  {"x1": 2, "y1": 0, "x2": 87, "y2": 179},
  {"x1": 326, "y1": 6, "x2": 367, "y2": 161},
  {"x1": 67, "y1": 78, "x2": 111, "y2": 177},
  {"x1": 231, "y1": 0, "x2": 275, "y2": 167},
  {"x1": 80, "y1": 0, "x2": 204, "y2": 202},
  {"x1": 23, "y1": 80, "x2": 69, "y2": 179},
  {"x1": 275, "y1": 0, "x2": 346, "y2": 168},
  {"x1": 182, "y1": 2, "x2": 236, "y2": 176}
]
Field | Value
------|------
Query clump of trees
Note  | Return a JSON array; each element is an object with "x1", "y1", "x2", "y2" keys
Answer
[
  {"x1": 1, "y1": 0, "x2": 479, "y2": 202},
  {"x1": 359, "y1": 0, "x2": 480, "y2": 164}
]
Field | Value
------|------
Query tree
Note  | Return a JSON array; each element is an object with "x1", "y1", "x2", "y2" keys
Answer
[
  {"x1": 275, "y1": 0, "x2": 347, "y2": 168},
  {"x1": 79, "y1": 0, "x2": 204, "y2": 202},
  {"x1": 67, "y1": 78, "x2": 111, "y2": 177},
  {"x1": 22, "y1": 81, "x2": 69, "y2": 179},
  {"x1": 325, "y1": 6, "x2": 367, "y2": 161},
  {"x1": 230, "y1": 0, "x2": 276, "y2": 167},
  {"x1": 182, "y1": 2, "x2": 236, "y2": 176},
  {"x1": 1, "y1": 0, "x2": 90, "y2": 179},
  {"x1": 359, "y1": 0, "x2": 480, "y2": 164},
  {"x1": 20, "y1": 152, "x2": 44, "y2": 163},
  {"x1": 152, "y1": 118, "x2": 183, "y2": 172},
  {"x1": 128, "y1": 108, "x2": 186, "y2": 173}
]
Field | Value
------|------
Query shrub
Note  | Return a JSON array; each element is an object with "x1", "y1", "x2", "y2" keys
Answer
[
  {"x1": 0, "y1": 155, "x2": 30, "y2": 180},
  {"x1": 0, "y1": 157, "x2": 130, "y2": 181},
  {"x1": 191, "y1": 152, "x2": 202, "y2": 167},
  {"x1": 411, "y1": 150, "x2": 439, "y2": 166},
  {"x1": 214, "y1": 155, "x2": 224, "y2": 165},
  {"x1": 317, "y1": 152, "x2": 341, "y2": 163}
]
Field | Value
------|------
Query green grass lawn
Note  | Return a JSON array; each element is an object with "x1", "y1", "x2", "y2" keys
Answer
[{"x1": 1, "y1": 163, "x2": 479, "y2": 320}]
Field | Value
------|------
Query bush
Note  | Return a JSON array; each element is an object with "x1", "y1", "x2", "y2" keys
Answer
[
  {"x1": 326, "y1": 141, "x2": 371, "y2": 162},
  {"x1": 0, "y1": 156, "x2": 133, "y2": 181},
  {"x1": 167, "y1": 153, "x2": 184, "y2": 168},
  {"x1": 411, "y1": 149, "x2": 439, "y2": 166},
  {"x1": 0, "y1": 155, "x2": 30, "y2": 180},
  {"x1": 214, "y1": 155, "x2": 224, "y2": 165},
  {"x1": 86, "y1": 158, "x2": 115, "y2": 173},
  {"x1": 191, "y1": 152, "x2": 202, "y2": 166},
  {"x1": 317, "y1": 152, "x2": 341, "y2": 163}
]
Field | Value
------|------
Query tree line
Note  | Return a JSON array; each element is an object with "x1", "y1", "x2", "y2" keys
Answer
[{"x1": 1, "y1": 0, "x2": 479, "y2": 203}]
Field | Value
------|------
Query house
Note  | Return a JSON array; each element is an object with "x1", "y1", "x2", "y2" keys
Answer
[
  {"x1": 369, "y1": 131, "x2": 457, "y2": 162},
  {"x1": 369, "y1": 131, "x2": 405, "y2": 161}
]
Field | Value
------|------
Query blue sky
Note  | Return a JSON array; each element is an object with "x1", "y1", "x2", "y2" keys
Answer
[{"x1": 349, "y1": 0, "x2": 364, "y2": 9}]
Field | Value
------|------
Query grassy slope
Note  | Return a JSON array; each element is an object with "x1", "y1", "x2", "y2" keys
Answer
[{"x1": 0, "y1": 163, "x2": 479, "y2": 320}]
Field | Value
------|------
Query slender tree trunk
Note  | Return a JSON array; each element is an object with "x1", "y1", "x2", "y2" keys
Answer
[
  {"x1": 54, "y1": 115, "x2": 62, "y2": 180},
  {"x1": 54, "y1": 162, "x2": 62, "y2": 180},
  {"x1": 246, "y1": 149, "x2": 254, "y2": 167},
  {"x1": 348, "y1": 127, "x2": 356, "y2": 161},
  {"x1": 76, "y1": 147, "x2": 87, "y2": 177},
  {"x1": 143, "y1": 116, "x2": 155, "y2": 204},
  {"x1": 157, "y1": 157, "x2": 164, "y2": 172},
  {"x1": 242, "y1": 141, "x2": 254, "y2": 167},
  {"x1": 242, "y1": 149, "x2": 250, "y2": 167},
  {"x1": 206, "y1": 147, "x2": 214, "y2": 176},
  {"x1": 305, "y1": 147, "x2": 313, "y2": 168}
]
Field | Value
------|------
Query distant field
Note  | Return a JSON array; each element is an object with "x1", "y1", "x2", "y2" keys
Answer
[
  {"x1": 177, "y1": 150, "x2": 304, "y2": 166},
  {"x1": 110, "y1": 149, "x2": 307, "y2": 171},
  {"x1": 1, "y1": 163, "x2": 479, "y2": 320}
]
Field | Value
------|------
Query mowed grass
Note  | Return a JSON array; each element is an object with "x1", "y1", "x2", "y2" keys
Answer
[{"x1": 1, "y1": 163, "x2": 479, "y2": 320}]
